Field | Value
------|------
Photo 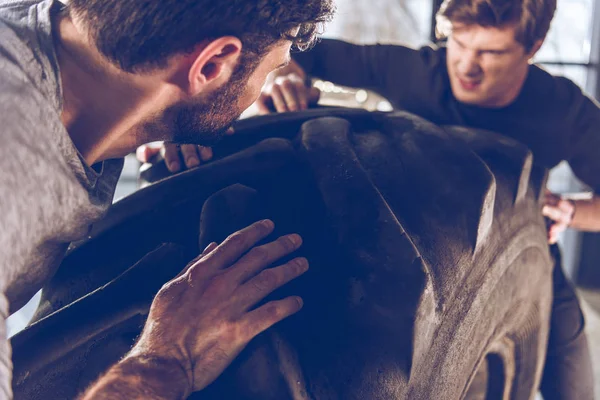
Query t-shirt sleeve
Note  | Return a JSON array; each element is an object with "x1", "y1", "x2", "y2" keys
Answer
[
  {"x1": 567, "y1": 84, "x2": 600, "y2": 193},
  {"x1": 293, "y1": 39, "x2": 440, "y2": 106}
]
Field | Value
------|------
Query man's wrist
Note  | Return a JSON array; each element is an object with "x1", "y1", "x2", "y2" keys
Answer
[
  {"x1": 121, "y1": 353, "x2": 192, "y2": 398},
  {"x1": 82, "y1": 353, "x2": 192, "y2": 400}
]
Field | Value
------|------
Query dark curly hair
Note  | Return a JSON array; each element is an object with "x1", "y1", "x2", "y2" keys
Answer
[{"x1": 68, "y1": 0, "x2": 335, "y2": 72}]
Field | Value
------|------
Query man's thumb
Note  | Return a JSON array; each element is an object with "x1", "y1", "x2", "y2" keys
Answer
[{"x1": 136, "y1": 144, "x2": 162, "y2": 163}]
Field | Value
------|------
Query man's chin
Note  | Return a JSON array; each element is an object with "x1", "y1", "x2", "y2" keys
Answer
[
  {"x1": 171, "y1": 123, "x2": 235, "y2": 147},
  {"x1": 452, "y1": 88, "x2": 486, "y2": 106}
]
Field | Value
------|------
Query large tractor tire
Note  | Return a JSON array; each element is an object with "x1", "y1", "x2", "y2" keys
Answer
[{"x1": 11, "y1": 109, "x2": 552, "y2": 399}]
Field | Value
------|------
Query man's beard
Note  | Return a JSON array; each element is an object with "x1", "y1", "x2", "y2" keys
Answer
[
  {"x1": 170, "y1": 74, "x2": 246, "y2": 146},
  {"x1": 168, "y1": 75, "x2": 246, "y2": 146},
  {"x1": 148, "y1": 59, "x2": 254, "y2": 147}
]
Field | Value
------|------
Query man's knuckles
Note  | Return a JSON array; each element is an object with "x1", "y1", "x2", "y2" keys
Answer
[
  {"x1": 253, "y1": 297, "x2": 303, "y2": 326},
  {"x1": 246, "y1": 245, "x2": 270, "y2": 263},
  {"x1": 280, "y1": 79, "x2": 295, "y2": 92},
  {"x1": 260, "y1": 302, "x2": 287, "y2": 322},
  {"x1": 222, "y1": 231, "x2": 249, "y2": 252}
]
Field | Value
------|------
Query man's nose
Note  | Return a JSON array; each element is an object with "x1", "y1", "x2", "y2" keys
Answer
[{"x1": 457, "y1": 53, "x2": 482, "y2": 77}]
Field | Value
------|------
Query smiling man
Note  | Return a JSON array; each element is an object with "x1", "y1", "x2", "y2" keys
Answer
[
  {"x1": 257, "y1": 0, "x2": 599, "y2": 399},
  {"x1": 0, "y1": 0, "x2": 334, "y2": 398}
]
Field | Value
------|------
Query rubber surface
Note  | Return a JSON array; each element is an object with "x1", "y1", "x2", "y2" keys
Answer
[{"x1": 13, "y1": 109, "x2": 552, "y2": 400}]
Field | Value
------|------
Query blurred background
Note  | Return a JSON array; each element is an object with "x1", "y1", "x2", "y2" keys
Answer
[{"x1": 8, "y1": 1, "x2": 600, "y2": 397}]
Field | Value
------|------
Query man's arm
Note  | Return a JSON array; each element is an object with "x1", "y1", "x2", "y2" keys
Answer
[
  {"x1": 566, "y1": 87, "x2": 600, "y2": 232},
  {"x1": 543, "y1": 191, "x2": 600, "y2": 244},
  {"x1": 81, "y1": 220, "x2": 308, "y2": 399},
  {"x1": 570, "y1": 197, "x2": 600, "y2": 231},
  {"x1": 543, "y1": 85, "x2": 600, "y2": 242},
  {"x1": 256, "y1": 38, "x2": 436, "y2": 114},
  {"x1": 293, "y1": 38, "x2": 423, "y2": 95}
]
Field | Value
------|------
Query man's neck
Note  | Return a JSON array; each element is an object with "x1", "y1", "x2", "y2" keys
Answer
[
  {"x1": 53, "y1": 11, "x2": 178, "y2": 165},
  {"x1": 493, "y1": 66, "x2": 529, "y2": 108}
]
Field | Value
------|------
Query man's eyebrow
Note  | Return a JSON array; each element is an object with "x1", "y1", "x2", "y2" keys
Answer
[{"x1": 453, "y1": 36, "x2": 509, "y2": 53}]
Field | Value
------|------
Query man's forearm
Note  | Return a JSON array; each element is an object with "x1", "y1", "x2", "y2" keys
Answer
[
  {"x1": 570, "y1": 195, "x2": 600, "y2": 231},
  {"x1": 293, "y1": 39, "x2": 404, "y2": 92},
  {"x1": 80, "y1": 354, "x2": 191, "y2": 400}
]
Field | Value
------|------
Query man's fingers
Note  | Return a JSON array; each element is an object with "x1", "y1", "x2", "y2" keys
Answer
[
  {"x1": 235, "y1": 257, "x2": 308, "y2": 310},
  {"x1": 199, "y1": 146, "x2": 213, "y2": 162},
  {"x1": 257, "y1": 74, "x2": 314, "y2": 114},
  {"x1": 549, "y1": 221, "x2": 568, "y2": 235},
  {"x1": 228, "y1": 234, "x2": 303, "y2": 283},
  {"x1": 174, "y1": 242, "x2": 219, "y2": 279},
  {"x1": 164, "y1": 143, "x2": 182, "y2": 173},
  {"x1": 280, "y1": 80, "x2": 301, "y2": 111},
  {"x1": 548, "y1": 226, "x2": 562, "y2": 244},
  {"x1": 544, "y1": 191, "x2": 560, "y2": 205},
  {"x1": 548, "y1": 220, "x2": 569, "y2": 244},
  {"x1": 308, "y1": 86, "x2": 321, "y2": 105},
  {"x1": 544, "y1": 196, "x2": 559, "y2": 207},
  {"x1": 180, "y1": 144, "x2": 200, "y2": 169},
  {"x1": 136, "y1": 144, "x2": 161, "y2": 163},
  {"x1": 255, "y1": 94, "x2": 273, "y2": 115},
  {"x1": 190, "y1": 220, "x2": 276, "y2": 274},
  {"x1": 558, "y1": 199, "x2": 575, "y2": 213},
  {"x1": 240, "y1": 296, "x2": 304, "y2": 339},
  {"x1": 202, "y1": 242, "x2": 219, "y2": 257},
  {"x1": 181, "y1": 145, "x2": 213, "y2": 167},
  {"x1": 542, "y1": 205, "x2": 568, "y2": 223},
  {"x1": 296, "y1": 84, "x2": 309, "y2": 110},
  {"x1": 270, "y1": 86, "x2": 289, "y2": 113}
]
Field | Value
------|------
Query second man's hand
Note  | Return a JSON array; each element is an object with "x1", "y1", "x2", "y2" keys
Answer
[
  {"x1": 255, "y1": 60, "x2": 320, "y2": 115},
  {"x1": 543, "y1": 190, "x2": 576, "y2": 244},
  {"x1": 256, "y1": 73, "x2": 320, "y2": 114}
]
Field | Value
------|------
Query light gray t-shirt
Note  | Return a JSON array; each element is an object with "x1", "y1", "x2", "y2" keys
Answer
[{"x1": 0, "y1": 0, "x2": 123, "y2": 397}]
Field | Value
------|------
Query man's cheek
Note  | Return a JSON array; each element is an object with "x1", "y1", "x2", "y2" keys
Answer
[
  {"x1": 243, "y1": 84, "x2": 263, "y2": 109},
  {"x1": 239, "y1": 93, "x2": 255, "y2": 112}
]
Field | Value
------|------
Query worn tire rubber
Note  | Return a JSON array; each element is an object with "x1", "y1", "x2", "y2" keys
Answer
[{"x1": 13, "y1": 109, "x2": 552, "y2": 400}]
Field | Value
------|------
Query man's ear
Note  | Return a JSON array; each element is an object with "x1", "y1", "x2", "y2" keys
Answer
[{"x1": 188, "y1": 37, "x2": 242, "y2": 95}]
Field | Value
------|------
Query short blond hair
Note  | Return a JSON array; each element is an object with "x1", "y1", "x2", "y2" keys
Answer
[{"x1": 436, "y1": 0, "x2": 557, "y2": 51}]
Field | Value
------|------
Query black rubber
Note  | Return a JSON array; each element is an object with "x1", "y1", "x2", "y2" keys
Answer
[{"x1": 13, "y1": 109, "x2": 553, "y2": 400}]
